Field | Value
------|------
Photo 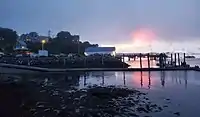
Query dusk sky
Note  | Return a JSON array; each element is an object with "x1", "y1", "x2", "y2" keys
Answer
[{"x1": 0, "y1": 0, "x2": 199, "y2": 53}]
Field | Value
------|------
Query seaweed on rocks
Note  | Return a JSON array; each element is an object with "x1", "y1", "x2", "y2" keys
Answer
[{"x1": 0, "y1": 79, "x2": 163, "y2": 117}]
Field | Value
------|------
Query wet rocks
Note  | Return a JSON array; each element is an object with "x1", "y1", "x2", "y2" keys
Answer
[
  {"x1": 0, "y1": 79, "x2": 164, "y2": 117},
  {"x1": 137, "y1": 107, "x2": 149, "y2": 113},
  {"x1": 174, "y1": 112, "x2": 180, "y2": 116},
  {"x1": 163, "y1": 105, "x2": 168, "y2": 108}
]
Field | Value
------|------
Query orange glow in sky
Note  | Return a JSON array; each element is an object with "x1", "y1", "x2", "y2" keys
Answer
[{"x1": 131, "y1": 28, "x2": 156, "y2": 46}]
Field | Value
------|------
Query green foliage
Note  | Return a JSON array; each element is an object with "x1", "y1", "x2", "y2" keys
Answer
[
  {"x1": 0, "y1": 27, "x2": 98, "y2": 54},
  {"x1": 45, "y1": 31, "x2": 98, "y2": 55},
  {"x1": 25, "y1": 31, "x2": 98, "y2": 54},
  {"x1": 0, "y1": 27, "x2": 18, "y2": 53},
  {"x1": 56, "y1": 31, "x2": 71, "y2": 40},
  {"x1": 29, "y1": 32, "x2": 39, "y2": 37}
]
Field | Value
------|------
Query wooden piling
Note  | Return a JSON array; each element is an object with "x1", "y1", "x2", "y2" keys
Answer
[
  {"x1": 139, "y1": 53, "x2": 142, "y2": 69},
  {"x1": 128, "y1": 57, "x2": 131, "y2": 61},
  {"x1": 174, "y1": 53, "x2": 176, "y2": 67},
  {"x1": 161, "y1": 53, "x2": 164, "y2": 68},
  {"x1": 159, "y1": 53, "x2": 163, "y2": 68},
  {"x1": 140, "y1": 71, "x2": 143, "y2": 87},
  {"x1": 123, "y1": 72, "x2": 126, "y2": 86},
  {"x1": 164, "y1": 54, "x2": 167, "y2": 67},
  {"x1": 171, "y1": 53, "x2": 173, "y2": 65},
  {"x1": 183, "y1": 53, "x2": 186, "y2": 63},
  {"x1": 122, "y1": 54, "x2": 125, "y2": 62},
  {"x1": 147, "y1": 53, "x2": 150, "y2": 69},
  {"x1": 148, "y1": 71, "x2": 151, "y2": 89},
  {"x1": 178, "y1": 53, "x2": 180, "y2": 66},
  {"x1": 154, "y1": 56, "x2": 157, "y2": 60},
  {"x1": 122, "y1": 54, "x2": 125, "y2": 68}
]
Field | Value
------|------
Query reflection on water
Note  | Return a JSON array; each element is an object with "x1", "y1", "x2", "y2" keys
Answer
[
  {"x1": 1, "y1": 71, "x2": 200, "y2": 117},
  {"x1": 3, "y1": 71, "x2": 191, "y2": 91},
  {"x1": 79, "y1": 71, "x2": 200, "y2": 117},
  {"x1": 80, "y1": 71, "x2": 190, "y2": 90}
]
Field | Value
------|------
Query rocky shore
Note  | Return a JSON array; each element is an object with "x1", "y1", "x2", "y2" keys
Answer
[
  {"x1": 0, "y1": 74, "x2": 164, "y2": 117},
  {"x1": 0, "y1": 55, "x2": 129, "y2": 68}
]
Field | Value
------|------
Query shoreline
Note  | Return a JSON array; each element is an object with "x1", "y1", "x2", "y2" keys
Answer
[
  {"x1": 0, "y1": 81, "x2": 165, "y2": 117},
  {"x1": 0, "y1": 63, "x2": 199, "y2": 73}
]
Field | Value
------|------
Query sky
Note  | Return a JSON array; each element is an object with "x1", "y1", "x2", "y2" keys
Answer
[{"x1": 0, "y1": 0, "x2": 199, "y2": 53}]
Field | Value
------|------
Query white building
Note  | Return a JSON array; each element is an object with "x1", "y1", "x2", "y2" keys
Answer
[
  {"x1": 85, "y1": 47, "x2": 116, "y2": 56},
  {"x1": 14, "y1": 40, "x2": 28, "y2": 51},
  {"x1": 38, "y1": 50, "x2": 48, "y2": 57}
]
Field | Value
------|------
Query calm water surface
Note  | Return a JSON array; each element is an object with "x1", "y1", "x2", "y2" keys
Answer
[
  {"x1": 79, "y1": 71, "x2": 200, "y2": 117},
  {"x1": 2, "y1": 58, "x2": 200, "y2": 117}
]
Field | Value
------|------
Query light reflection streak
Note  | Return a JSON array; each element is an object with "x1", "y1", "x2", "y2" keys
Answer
[
  {"x1": 80, "y1": 70, "x2": 188, "y2": 89},
  {"x1": 132, "y1": 71, "x2": 152, "y2": 89}
]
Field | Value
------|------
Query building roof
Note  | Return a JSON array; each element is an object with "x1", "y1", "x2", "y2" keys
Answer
[
  {"x1": 85, "y1": 47, "x2": 116, "y2": 52},
  {"x1": 17, "y1": 40, "x2": 27, "y2": 46}
]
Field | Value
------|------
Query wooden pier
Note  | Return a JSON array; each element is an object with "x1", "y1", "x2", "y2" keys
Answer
[{"x1": 117, "y1": 52, "x2": 188, "y2": 69}]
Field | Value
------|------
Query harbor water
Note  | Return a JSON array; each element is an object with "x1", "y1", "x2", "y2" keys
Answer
[
  {"x1": 0, "y1": 70, "x2": 199, "y2": 116},
  {"x1": 0, "y1": 58, "x2": 200, "y2": 116},
  {"x1": 80, "y1": 70, "x2": 200, "y2": 117}
]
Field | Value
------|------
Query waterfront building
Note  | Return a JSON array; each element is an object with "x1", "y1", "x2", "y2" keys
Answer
[
  {"x1": 14, "y1": 40, "x2": 30, "y2": 56},
  {"x1": 14, "y1": 40, "x2": 28, "y2": 51},
  {"x1": 85, "y1": 47, "x2": 116, "y2": 56}
]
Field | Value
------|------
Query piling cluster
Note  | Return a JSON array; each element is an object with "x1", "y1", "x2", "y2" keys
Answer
[{"x1": 120, "y1": 53, "x2": 189, "y2": 69}]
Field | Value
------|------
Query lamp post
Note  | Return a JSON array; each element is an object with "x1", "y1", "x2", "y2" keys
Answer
[{"x1": 41, "y1": 40, "x2": 46, "y2": 50}]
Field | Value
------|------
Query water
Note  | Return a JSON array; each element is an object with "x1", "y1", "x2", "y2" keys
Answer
[
  {"x1": 127, "y1": 59, "x2": 158, "y2": 68},
  {"x1": 185, "y1": 58, "x2": 200, "y2": 67},
  {"x1": 79, "y1": 71, "x2": 200, "y2": 117},
  {"x1": 1, "y1": 70, "x2": 200, "y2": 116},
  {"x1": 2, "y1": 58, "x2": 200, "y2": 116}
]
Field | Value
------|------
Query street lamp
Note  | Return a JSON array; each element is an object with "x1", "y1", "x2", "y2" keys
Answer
[{"x1": 41, "y1": 40, "x2": 46, "y2": 50}]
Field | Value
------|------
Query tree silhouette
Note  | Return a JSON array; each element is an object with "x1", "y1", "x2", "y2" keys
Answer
[
  {"x1": 0, "y1": 28, "x2": 18, "y2": 53},
  {"x1": 0, "y1": 27, "x2": 98, "y2": 55}
]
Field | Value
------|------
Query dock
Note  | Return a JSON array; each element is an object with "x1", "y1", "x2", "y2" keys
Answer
[
  {"x1": 0, "y1": 52, "x2": 198, "y2": 73},
  {"x1": 0, "y1": 63, "x2": 199, "y2": 74}
]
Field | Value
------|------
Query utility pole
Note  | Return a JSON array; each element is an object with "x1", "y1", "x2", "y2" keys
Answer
[
  {"x1": 48, "y1": 30, "x2": 51, "y2": 40},
  {"x1": 77, "y1": 35, "x2": 80, "y2": 55}
]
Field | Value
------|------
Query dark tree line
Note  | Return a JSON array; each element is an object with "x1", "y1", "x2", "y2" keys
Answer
[
  {"x1": 0, "y1": 27, "x2": 18, "y2": 53},
  {"x1": 27, "y1": 31, "x2": 98, "y2": 54},
  {"x1": 0, "y1": 27, "x2": 98, "y2": 54}
]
